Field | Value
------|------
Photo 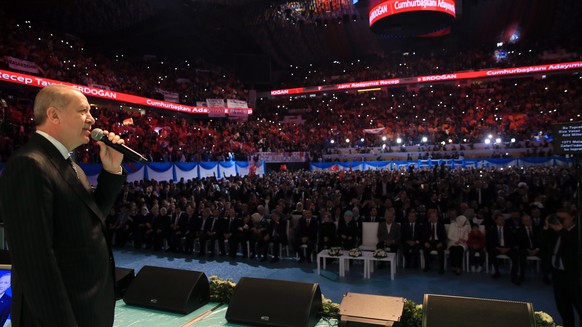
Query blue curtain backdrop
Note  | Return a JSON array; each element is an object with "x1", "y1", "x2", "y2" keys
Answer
[{"x1": 0, "y1": 158, "x2": 571, "y2": 185}]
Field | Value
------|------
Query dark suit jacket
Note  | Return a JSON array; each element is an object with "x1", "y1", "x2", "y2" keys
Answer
[
  {"x1": 422, "y1": 222, "x2": 447, "y2": 245},
  {"x1": 487, "y1": 225, "x2": 516, "y2": 250},
  {"x1": 517, "y1": 226, "x2": 542, "y2": 250},
  {"x1": 0, "y1": 133, "x2": 126, "y2": 327},
  {"x1": 267, "y1": 220, "x2": 288, "y2": 245},
  {"x1": 401, "y1": 221, "x2": 424, "y2": 243},
  {"x1": 377, "y1": 222, "x2": 401, "y2": 245},
  {"x1": 296, "y1": 217, "x2": 318, "y2": 241}
]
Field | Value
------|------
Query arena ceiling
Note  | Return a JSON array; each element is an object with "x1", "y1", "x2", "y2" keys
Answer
[{"x1": 3, "y1": 0, "x2": 580, "y2": 74}]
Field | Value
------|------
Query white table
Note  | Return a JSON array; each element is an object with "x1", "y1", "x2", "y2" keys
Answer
[
  {"x1": 316, "y1": 250, "x2": 344, "y2": 276},
  {"x1": 363, "y1": 251, "x2": 397, "y2": 280},
  {"x1": 341, "y1": 253, "x2": 369, "y2": 278}
]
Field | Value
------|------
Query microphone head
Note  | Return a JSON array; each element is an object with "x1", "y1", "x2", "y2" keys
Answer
[{"x1": 90, "y1": 128, "x2": 104, "y2": 141}]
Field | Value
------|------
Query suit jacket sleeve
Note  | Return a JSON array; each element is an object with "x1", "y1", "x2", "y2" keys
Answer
[
  {"x1": 0, "y1": 155, "x2": 78, "y2": 324},
  {"x1": 0, "y1": 154, "x2": 125, "y2": 325}
]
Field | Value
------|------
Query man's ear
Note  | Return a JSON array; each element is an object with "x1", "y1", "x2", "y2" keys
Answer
[{"x1": 46, "y1": 106, "x2": 60, "y2": 123}]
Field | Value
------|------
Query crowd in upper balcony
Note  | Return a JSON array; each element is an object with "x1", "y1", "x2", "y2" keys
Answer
[{"x1": 0, "y1": 8, "x2": 580, "y2": 164}]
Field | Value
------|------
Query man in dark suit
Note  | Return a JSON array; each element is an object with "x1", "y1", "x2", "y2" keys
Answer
[
  {"x1": 377, "y1": 207, "x2": 401, "y2": 253},
  {"x1": 264, "y1": 211, "x2": 288, "y2": 262},
  {"x1": 0, "y1": 85, "x2": 127, "y2": 326},
  {"x1": 487, "y1": 212, "x2": 519, "y2": 284},
  {"x1": 516, "y1": 213, "x2": 542, "y2": 282},
  {"x1": 295, "y1": 209, "x2": 318, "y2": 263},
  {"x1": 422, "y1": 209, "x2": 447, "y2": 273},
  {"x1": 544, "y1": 209, "x2": 580, "y2": 327},
  {"x1": 401, "y1": 209, "x2": 423, "y2": 268}
]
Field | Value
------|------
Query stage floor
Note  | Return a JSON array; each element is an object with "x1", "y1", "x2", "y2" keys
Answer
[{"x1": 114, "y1": 248, "x2": 560, "y2": 326}]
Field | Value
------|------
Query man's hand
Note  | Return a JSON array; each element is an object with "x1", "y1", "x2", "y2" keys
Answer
[{"x1": 96, "y1": 130, "x2": 124, "y2": 174}]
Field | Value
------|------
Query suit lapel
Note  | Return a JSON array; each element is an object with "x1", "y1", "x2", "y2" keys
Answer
[{"x1": 30, "y1": 134, "x2": 106, "y2": 223}]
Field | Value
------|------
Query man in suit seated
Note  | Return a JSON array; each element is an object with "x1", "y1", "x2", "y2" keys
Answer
[
  {"x1": 516, "y1": 213, "x2": 542, "y2": 283},
  {"x1": 377, "y1": 207, "x2": 401, "y2": 253},
  {"x1": 318, "y1": 212, "x2": 338, "y2": 250},
  {"x1": 295, "y1": 209, "x2": 318, "y2": 263},
  {"x1": 264, "y1": 211, "x2": 288, "y2": 262},
  {"x1": 401, "y1": 209, "x2": 423, "y2": 269},
  {"x1": 365, "y1": 207, "x2": 384, "y2": 223},
  {"x1": 487, "y1": 212, "x2": 519, "y2": 284},
  {"x1": 422, "y1": 209, "x2": 447, "y2": 273}
]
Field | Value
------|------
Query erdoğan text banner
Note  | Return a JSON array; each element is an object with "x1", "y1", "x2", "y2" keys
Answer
[{"x1": 0, "y1": 69, "x2": 253, "y2": 116}]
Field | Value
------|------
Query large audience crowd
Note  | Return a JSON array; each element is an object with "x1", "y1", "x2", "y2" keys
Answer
[
  {"x1": 103, "y1": 165, "x2": 572, "y2": 284},
  {"x1": 2, "y1": 71, "x2": 577, "y2": 163}
]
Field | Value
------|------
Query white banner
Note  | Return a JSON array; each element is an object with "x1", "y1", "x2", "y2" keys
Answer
[
  {"x1": 256, "y1": 152, "x2": 308, "y2": 163},
  {"x1": 196, "y1": 101, "x2": 207, "y2": 107},
  {"x1": 5, "y1": 56, "x2": 40, "y2": 74},
  {"x1": 155, "y1": 87, "x2": 179, "y2": 103},
  {"x1": 226, "y1": 99, "x2": 248, "y2": 108},
  {"x1": 206, "y1": 99, "x2": 226, "y2": 108},
  {"x1": 363, "y1": 127, "x2": 385, "y2": 134}
]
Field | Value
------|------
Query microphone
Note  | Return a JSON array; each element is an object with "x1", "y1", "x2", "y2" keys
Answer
[{"x1": 91, "y1": 128, "x2": 148, "y2": 163}]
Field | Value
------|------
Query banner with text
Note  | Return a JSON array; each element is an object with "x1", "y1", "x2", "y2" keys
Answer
[
  {"x1": 256, "y1": 152, "x2": 308, "y2": 163},
  {"x1": 0, "y1": 69, "x2": 253, "y2": 115},
  {"x1": 270, "y1": 60, "x2": 582, "y2": 96},
  {"x1": 5, "y1": 56, "x2": 40, "y2": 74}
]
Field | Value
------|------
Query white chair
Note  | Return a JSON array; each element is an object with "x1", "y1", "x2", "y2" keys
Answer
[
  {"x1": 488, "y1": 254, "x2": 512, "y2": 273},
  {"x1": 525, "y1": 255, "x2": 541, "y2": 273},
  {"x1": 421, "y1": 224, "x2": 450, "y2": 270},
  {"x1": 360, "y1": 222, "x2": 380, "y2": 251}
]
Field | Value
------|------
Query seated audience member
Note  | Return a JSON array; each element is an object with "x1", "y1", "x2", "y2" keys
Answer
[
  {"x1": 318, "y1": 212, "x2": 338, "y2": 250},
  {"x1": 487, "y1": 212, "x2": 519, "y2": 284},
  {"x1": 249, "y1": 212, "x2": 268, "y2": 259},
  {"x1": 169, "y1": 205, "x2": 187, "y2": 252},
  {"x1": 295, "y1": 209, "x2": 318, "y2": 263},
  {"x1": 152, "y1": 206, "x2": 171, "y2": 251},
  {"x1": 516, "y1": 213, "x2": 542, "y2": 282},
  {"x1": 222, "y1": 208, "x2": 241, "y2": 258},
  {"x1": 264, "y1": 211, "x2": 288, "y2": 262},
  {"x1": 365, "y1": 207, "x2": 383, "y2": 223},
  {"x1": 400, "y1": 209, "x2": 423, "y2": 269},
  {"x1": 183, "y1": 204, "x2": 199, "y2": 254},
  {"x1": 467, "y1": 223, "x2": 486, "y2": 272},
  {"x1": 447, "y1": 215, "x2": 471, "y2": 275},
  {"x1": 112, "y1": 204, "x2": 133, "y2": 247},
  {"x1": 197, "y1": 208, "x2": 216, "y2": 256},
  {"x1": 337, "y1": 210, "x2": 359, "y2": 250},
  {"x1": 376, "y1": 207, "x2": 400, "y2": 253},
  {"x1": 133, "y1": 206, "x2": 153, "y2": 249},
  {"x1": 422, "y1": 209, "x2": 447, "y2": 273}
]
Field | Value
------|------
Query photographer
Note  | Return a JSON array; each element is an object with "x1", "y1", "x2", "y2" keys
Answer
[{"x1": 543, "y1": 209, "x2": 580, "y2": 327}]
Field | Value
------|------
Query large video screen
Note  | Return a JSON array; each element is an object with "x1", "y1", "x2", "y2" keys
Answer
[{"x1": 553, "y1": 121, "x2": 582, "y2": 155}]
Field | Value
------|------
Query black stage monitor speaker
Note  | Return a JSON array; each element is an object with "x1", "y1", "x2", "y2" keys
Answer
[
  {"x1": 114, "y1": 267, "x2": 134, "y2": 300},
  {"x1": 423, "y1": 294, "x2": 536, "y2": 327},
  {"x1": 123, "y1": 265, "x2": 209, "y2": 314},
  {"x1": 225, "y1": 277, "x2": 322, "y2": 327}
]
